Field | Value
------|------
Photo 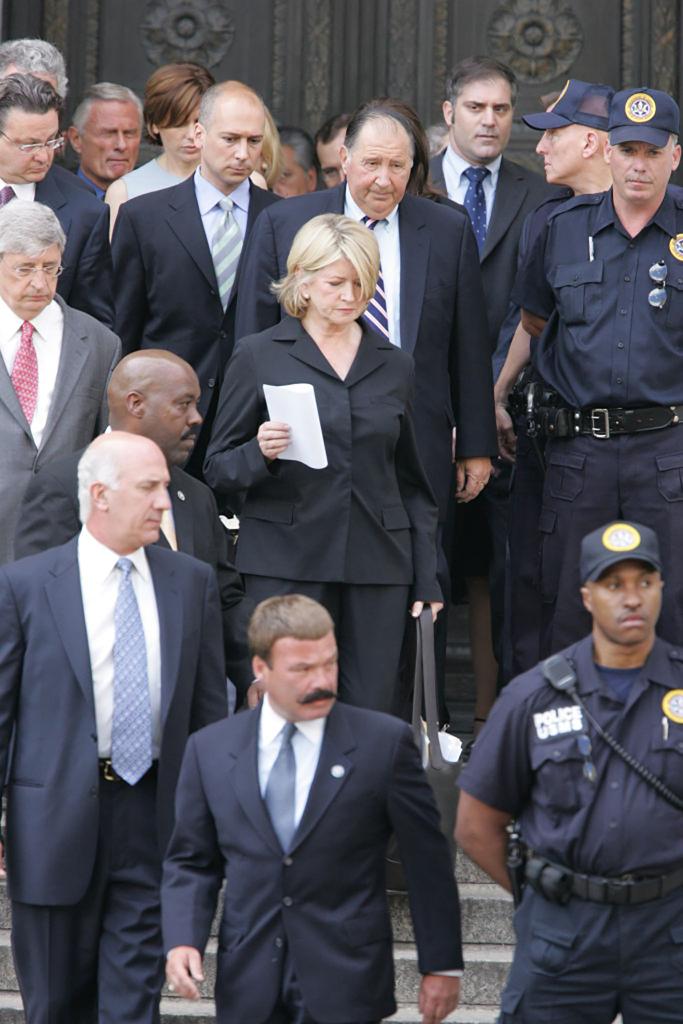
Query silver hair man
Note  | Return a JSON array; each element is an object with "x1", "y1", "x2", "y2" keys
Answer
[
  {"x1": 77, "y1": 438, "x2": 121, "y2": 522},
  {"x1": 0, "y1": 38, "x2": 68, "y2": 99},
  {"x1": 71, "y1": 82, "x2": 143, "y2": 135},
  {"x1": 0, "y1": 200, "x2": 66, "y2": 256}
]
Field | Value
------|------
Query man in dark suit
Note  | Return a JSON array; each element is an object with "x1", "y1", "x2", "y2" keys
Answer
[
  {"x1": 430, "y1": 57, "x2": 557, "y2": 696},
  {"x1": 430, "y1": 57, "x2": 555, "y2": 353},
  {"x1": 0, "y1": 431, "x2": 227, "y2": 1023},
  {"x1": 112, "y1": 80, "x2": 280, "y2": 477},
  {"x1": 0, "y1": 73, "x2": 113, "y2": 324},
  {"x1": 14, "y1": 348, "x2": 254, "y2": 703},
  {"x1": 163, "y1": 594, "x2": 462, "y2": 1024},
  {"x1": 236, "y1": 98, "x2": 497, "y2": 523}
]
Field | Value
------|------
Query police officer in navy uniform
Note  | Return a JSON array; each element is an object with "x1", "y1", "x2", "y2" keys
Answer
[
  {"x1": 494, "y1": 80, "x2": 614, "y2": 677},
  {"x1": 517, "y1": 87, "x2": 683, "y2": 656},
  {"x1": 456, "y1": 520, "x2": 683, "y2": 1023}
]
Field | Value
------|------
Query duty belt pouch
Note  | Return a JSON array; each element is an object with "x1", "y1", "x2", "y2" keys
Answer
[
  {"x1": 526, "y1": 856, "x2": 573, "y2": 905},
  {"x1": 386, "y1": 611, "x2": 460, "y2": 892}
]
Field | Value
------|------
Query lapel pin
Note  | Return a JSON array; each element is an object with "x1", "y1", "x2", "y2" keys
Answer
[
  {"x1": 330, "y1": 764, "x2": 345, "y2": 778},
  {"x1": 177, "y1": 490, "x2": 186, "y2": 501}
]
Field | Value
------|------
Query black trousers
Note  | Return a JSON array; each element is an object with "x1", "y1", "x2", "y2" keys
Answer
[
  {"x1": 262, "y1": 950, "x2": 379, "y2": 1024},
  {"x1": 243, "y1": 576, "x2": 410, "y2": 714},
  {"x1": 12, "y1": 769, "x2": 163, "y2": 1024},
  {"x1": 538, "y1": 430, "x2": 683, "y2": 656}
]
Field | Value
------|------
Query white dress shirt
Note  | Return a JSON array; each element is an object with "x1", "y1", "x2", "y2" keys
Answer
[
  {"x1": 441, "y1": 145, "x2": 502, "y2": 227},
  {"x1": 0, "y1": 293, "x2": 63, "y2": 448},
  {"x1": 194, "y1": 167, "x2": 250, "y2": 250},
  {"x1": 344, "y1": 187, "x2": 402, "y2": 348},
  {"x1": 258, "y1": 694, "x2": 326, "y2": 827},
  {"x1": 78, "y1": 527, "x2": 162, "y2": 759},
  {"x1": 0, "y1": 178, "x2": 35, "y2": 201}
]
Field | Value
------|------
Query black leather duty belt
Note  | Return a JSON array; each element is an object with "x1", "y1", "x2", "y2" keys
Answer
[
  {"x1": 542, "y1": 404, "x2": 683, "y2": 440},
  {"x1": 526, "y1": 855, "x2": 683, "y2": 905}
]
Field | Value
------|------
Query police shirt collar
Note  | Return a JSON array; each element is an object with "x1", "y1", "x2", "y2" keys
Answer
[
  {"x1": 574, "y1": 634, "x2": 674, "y2": 695},
  {"x1": 593, "y1": 187, "x2": 678, "y2": 236}
]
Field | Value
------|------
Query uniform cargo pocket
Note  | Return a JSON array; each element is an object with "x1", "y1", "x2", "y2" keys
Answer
[
  {"x1": 656, "y1": 452, "x2": 683, "y2": 501},
  {"x1": 546, "y1": 451, "x2": 586, "y2": 501}
]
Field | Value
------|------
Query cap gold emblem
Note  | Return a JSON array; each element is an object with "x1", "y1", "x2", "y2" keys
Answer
[
  {"x1": 625, "y1": 92, "x2": 656, "y2": 123},
  {"x1": 601, "y1": 523, "x2": 641, "y2": 552}
]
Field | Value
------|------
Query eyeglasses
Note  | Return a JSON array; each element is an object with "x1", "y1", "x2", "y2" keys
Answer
[
  {"x1": 1, "y1": 260, "x2": 63, "y2": 279},
  {"x1": 0, "y1": 130, "x2": 64, "y2": 154},
  {"x1": 577, "y1": 733, "x2": 597, "y2": 784},
  {"x1": 648, "y1": 259, "x2": 668, "y2": 308}
]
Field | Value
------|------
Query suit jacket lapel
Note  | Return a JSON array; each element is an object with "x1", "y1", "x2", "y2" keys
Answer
[
  {"x1": 290, "y1": 704, "x2": 356, "y2": 852},
  {"x1": 229, "y1": 707, "x2": 283, "y2": 856},
  {"x1": 481, "y1": 158, "x2": 528, "y2": 261},
  {"x1": 148, "y1": 547, "x2": 183, "y2": 726},
  {"x1": 398, "y1": 197, "x2": 429, "y2": 354},
  {"x1": 429, "y1": 152, "x2": 447, "y2": 192},
  {"x1": 168, "y1": 467, "x2": 194, "y2": 555},
  {"x1": 280, "y1": 319, "x2": 345, "y2": 380},
  {"x1": 39, "y1": 300, "x2": 89, "y2": 450},
  {"x1": 0, "y1": 349, "x2": 33, "y2": 441},
  {"x1": 44, "y1": 539, "x2": 94, "y2": 716},
  {"x1": 344, "y1": 329, "x2": 393, "y2": 387},
  {"x1": 166, "y1": 178, "x2": 218, "y2": 292}
]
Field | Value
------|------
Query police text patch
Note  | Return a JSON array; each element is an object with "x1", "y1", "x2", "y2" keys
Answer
[{"x1": 533, "y1": 706, "x2": 584, "y2": 740}]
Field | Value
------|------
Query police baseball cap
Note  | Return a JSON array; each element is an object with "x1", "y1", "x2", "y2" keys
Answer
[
  {"x1": 608, "y1": 88, "x2": 680, "y2": 147},
  {"x1": 580, "y1": 521, "x2": 662, "y2": 583},
  {"x1": 523, "y1": 80, "x2": 614, "y2": 132}
]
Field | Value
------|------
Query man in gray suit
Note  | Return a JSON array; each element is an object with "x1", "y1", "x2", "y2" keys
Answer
[{"x1": 0, "y1": 200, "x2": 120, "y2": 564}]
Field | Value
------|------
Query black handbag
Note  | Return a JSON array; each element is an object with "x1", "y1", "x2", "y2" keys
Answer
[{"x1": 386, "y1": 610, "x2": 461, "y2": 892}]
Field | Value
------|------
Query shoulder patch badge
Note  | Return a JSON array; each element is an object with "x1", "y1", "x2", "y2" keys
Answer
[
  {"x1": 601, "y1": 522, "x2": 641, "y2": 553},
  {"x1": 625, "y1": 92, "x2": 656, "y2": 123},
  {"x1": 669, "y1": 235, "x2": 683, "y2": 261},
  {"x1": 662, "y1": 690, "x2": 683, "y2": 724}
]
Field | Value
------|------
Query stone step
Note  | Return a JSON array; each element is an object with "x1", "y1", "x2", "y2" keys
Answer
[
  {"x1": 0, "y1": 991, "x2": 501, "y2": 1023},
  {"x1": 0, "y1": 928, "x2": 512, "y2": 1008},
  {"x1": 389, "y1": 884, "x2": 514, "y2": 945}
]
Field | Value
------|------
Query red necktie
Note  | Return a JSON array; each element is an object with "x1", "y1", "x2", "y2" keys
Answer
[{"x1": 11, "y1": 321, "x2": 38, "y2": 423}]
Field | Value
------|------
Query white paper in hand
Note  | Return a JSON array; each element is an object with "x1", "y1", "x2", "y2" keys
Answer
[{"x1": 263, "y1": 383, "x2": 328, "y2": 469}]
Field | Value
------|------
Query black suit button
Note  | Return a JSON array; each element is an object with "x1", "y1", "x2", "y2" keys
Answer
[
  {"x1": 282, "y1": 896, "x2": 293, "y2": 907},
  {"x1": 283, "y1": 856, "x2": 293, "y2": 866},
  {"x1": 219, "y1": 331, "x2": 227, "y2": 339},
  {"x1": 274, "y1": 937, "x2": 283, "y2": 948},
  {"x1": 208, "y1": 378, "x2": 216, "y2": 388}
]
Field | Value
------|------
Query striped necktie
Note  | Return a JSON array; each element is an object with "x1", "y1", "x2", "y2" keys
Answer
[
  {"x1": 360, "y1": 216, "x2": 391, "y2": 341},
  {"x1": 211, "y1": 196, "x2": 243, "y2": 311}
]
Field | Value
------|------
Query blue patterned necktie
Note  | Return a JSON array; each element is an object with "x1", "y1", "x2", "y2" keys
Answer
[
  {"x1": 463, "y1": 166, "x2": 490, "y2": 254},
  {"x1": 111, "y1": 557, "x2": 152, "y2": 785},
  {"x1": 265, "y1": 721, "x2": 297, "y2": 850},
  {"x1": 211, "y1": 196, "x2": 243, "y2": 311},
  {"x1": 360, "y1": 216, "x2": 391, "y2": 341}
]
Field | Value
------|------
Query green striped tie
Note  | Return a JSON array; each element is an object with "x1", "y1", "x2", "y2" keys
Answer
[{"x1": 211, "y1": 196, "x2": 243, "y2": 311}]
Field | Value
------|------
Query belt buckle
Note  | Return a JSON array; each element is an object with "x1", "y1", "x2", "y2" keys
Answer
[
  {"x1": 101, "y1": 759, "x2": 118, "y2": 782},
  {"x1": 606, "y1": 877, "x2": 630, "y2": 904},
  {"x1": 590, "y1": 408, "x2": 610, "y2": 439}
]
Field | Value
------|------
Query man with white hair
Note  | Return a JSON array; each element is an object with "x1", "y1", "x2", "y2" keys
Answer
[
  {"x1": 0, "y1": 430, "x2": 227, "y2": 1023},
  {"x1": 0, "y1": 37, "x2": 68, "y2": 97},
  {"x1": 0, "y1": 199, "x2": 119, "y2": 565},
  {"x1": 67, "y1": 82, "x2": 143, "y2": 198}
]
